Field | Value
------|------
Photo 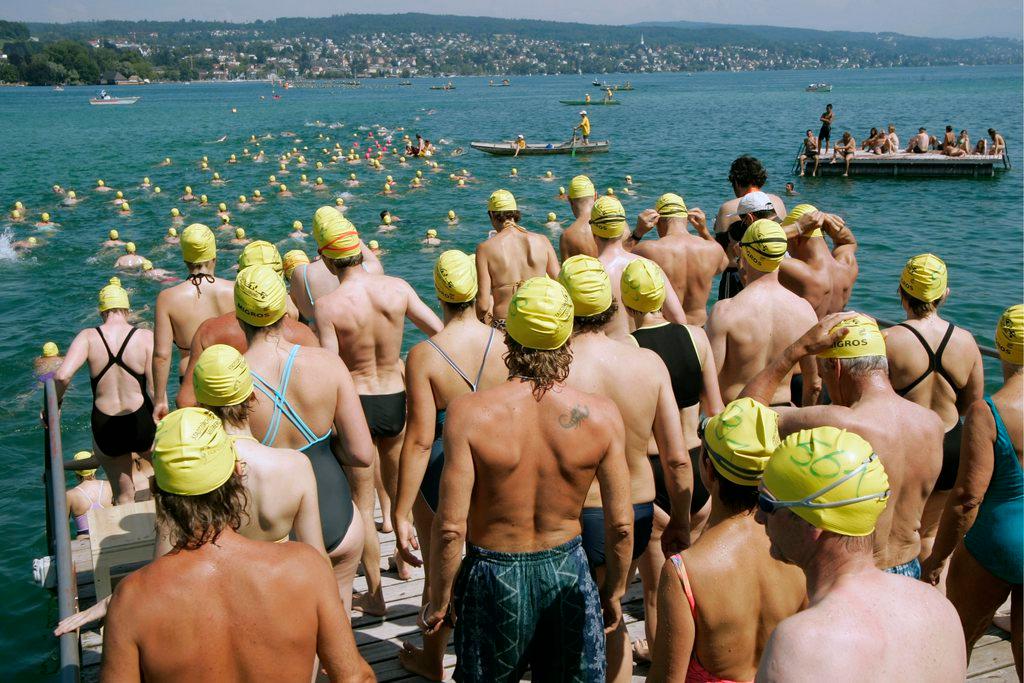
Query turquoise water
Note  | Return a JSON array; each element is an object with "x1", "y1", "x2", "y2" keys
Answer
[{"x1": 1, "y1": 65, "x2": 1021, "y2": 678}]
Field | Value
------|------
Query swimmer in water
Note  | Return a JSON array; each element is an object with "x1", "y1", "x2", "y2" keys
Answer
[
  {"x1": 165, "y1": 227, "x2": 180, "y2": 245},
  {"x1": 368, "y1": 240, "x2": 384, "y2": 256},
  {"x1": 228, "y1": 154, "x2": 238, "y2": 164},
  {"x1": 251, "y1": 189, "x2": 264, "y2": 203},
  {"x1": 544, "y1": 212, "x2": 562, "y2": 232},
  {"x1": 217, "y1": 203, "x2": 230, "y2": 220},
  {"x1": 540, "y1": 170, "x2": 555, "y2": 182},
  {"x1": 115, "y1": 242, "x2": 146, "y2": 270},
  {"x1": 170, "y1": 208, "x2": 184, "y2": 224},
  {"x1": 211, "y1": 172, "x2": 225, "y2": 186},
  {"x1": 140, "y1": 177, "x2": 151, "y2": 189},
  {"x1": 112, "y1": 191, "x2": 126, "y2": 207},
  {"x1": 237, "y1": 195, "x2": 250, "y2": 209},
  {"x1": 446, "y1": 209, "x2": 458, "y2": 225},
  {"x1": 314, "y1": 177, "x2": 327, "y2": 191},
  {"x1": 278, "y1": 184, "x2": 293, "y2": 198},
  {"x1": 35, "y1": 341, "x2": 64, "y2": 382},
  {"x1": 378, "y1": 214, "x2": 398, "y2": 233},
  {"x1": 13, "y1": 236, "x2": 40, "y2": 252},
  {"x1": 36, "y1": 212, "x2": 57, "y2": 228},
  {"x1": 182, "y1": 186, "x2": 195, "y2": 202},
  {"x1": 52, "y1": 184, "x2": 65, "y2": 196},
  {"x1": 556, "y1": 186, "x2": 568, "y2": 200},
  {"x1": 422, "y1": 229, "x2": 441, "y2": 247},
  {"x1": 159, "y1": 157, "x2": 171, "y2": 166},
  {"x1": 346, "y1": 173, "x2": 360, "y2": 187},
  {"x1": 289, "y1": 221, "x2": 306, "y2": 239},
  {"x1": 300, "y1": 174, "x2": 311, "y2": 186},
  {"x1": 62, "y1": 191, "x2": 78, "y2": 206},
  {"x1": 102, "y1": 230, "x2": 125, "y2": 249},
  {"x1": 95, "y1": 179, "x2": 112, "y2": 193},
  {"x1": 219, "y1": 215, "x2": 235, "y2": 231},
  {"x1": 334, "y1": 198, "x2": 347, "y2": 212},
  {"x1": 785, "y1": 182, "x2": 798, "y2": 196},
  {"x1": 231, "y1": 228, "x2": 250, "y2": 246},
  {"x1": 141, "y1": 260, "x2": 179, "y2": 284}
]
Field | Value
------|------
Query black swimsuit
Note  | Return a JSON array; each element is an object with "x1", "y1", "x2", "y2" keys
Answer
[
  {"x1": 894, "y1": 322, "x2": 964, "y2": 491},
  {"x1": 90, "y1": 327, "x2": 156, "y2": 457}
]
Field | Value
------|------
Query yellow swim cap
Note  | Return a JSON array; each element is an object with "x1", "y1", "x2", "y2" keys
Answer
[
  {"x1": 181, "y1": 223, "x2": 217, "y2": 263},
  {"x1": 185, "y1": 186, "x2": 193, "y2": 194},
  {"x1": 98, "y1": 284, "x2": 130, "y2": 312},
  {"x1": 488, "y1": 189, "x2": 517, "y2": 212},
  {"x1": 546, "y1": 170, "x2": 553, "y2": 178},
  {"x1": 235, "y1": 265, "x2": 287, "y2": 327},
  {"x1": 41, "y1": 212, "x2": 50, "y2": 222},
  {"x1": 606, "y1": 188, "x2": 615, "y2": 196},
  {"x1": 313, "y1": 206, "x2": 361, "y2": 259},
  {"x1": 434, "y1": 250, "x2": 478, "y2": 303},
  {"x1": 109, "y1": 229, "x2": 119, "y2": 240},
  {"x1": 559, "y1": 186, "x2": 566, "y2": 195},
  {"x1": 253, "y1": 190, "x2": 261, "y2": 198},
  {"x1": 279, "y1": 184, "x2": 288, "y2": 193},
  {"x1": 350, "y1": 173, "x2": 357, "y2": 180},
  {"x1": 316, "y1": 177, "x2": 324, "y2": 185},
  {"x1": 621, "y1": 258, "x2": 666, "y2": 313},
  {"x1": 239, "y1": 240, "x2": 283, "y2": 275},
  {"x1": 171, "y1": 208, "x2": 180, "y2": 217},
  {"x1": 655, "y1": 193, "x2": 688, "y2": 218},
  {"x1": 386, "y1": 175, "x2": 394, "y2": 183},
  {"x1": 116, "y1": 191, "x2": 123, "y2": 199},
  {"x1": 234, "y1": 228, "x2": 246, "y2": 239},
  {"x1": 817, "y1": 315, "x2": 886, "y2": 359},
  {"x1": 416, "y1": 170, "x2": 423, "y2": 178},
  {"x1": 11, "y1": 210, "x2": 21, "y2": 219},
  {"x1": 194, "y1": 344, "x2": 253, "y2": 407},
  {"x1": 74, "y1": 450, "x2": 96, "y2": 478},
  {"x1": 42, "y1": 341, "x2": 59, "y2": 357},
  {"x1": 153, "y1": 187, "x2": 161, "y2": 194},
  {"x1": 292, "y1": 220, "x2": 303, "y2": 231},
  {"x1": 27, "y1": 236, "x2": 37, "y2": 244},
  {"x1": 168, "y1": 227, "x2": 178, "y2": 237},
  {"x1": 506, "y1": 277, "x2": 574, "y2": 350},
  {"x1": 996, "y1": 304, "x2": 1024, "y2": 365},
  {"x1": 548, "y1": 212, "x2": 557, "y2": 222},
  {"x1": 900, "y1": 253, "x2": 947, "y2": 303},
  {"x1": 369, "y1": 240, "x2": 380, "y2": 250},
  {"x1": 153, "y1": 408, "x2": 236, "y2": 496},
  {"x1": 559, "y1": 255, "x2": 612, "y2": 317},
  {"x1": 109, "y1": 276, "x2": 121, "y2": 287},
  {"x1": 200, "y1": 195, "x2": 208, "y2": 203},
  {"x1": 125, "y1": 242, "x2": 136, "y2": 254},
  {"x1": 447, "y1": 210, "x2": 456, "y2": 220},
  {"x1": 97, "y1": 179, "x2": 105, "y2": 187},
  {"x1": 218, "y1": 202, "x2": 227, "y2": 212},
  {"x1": 282, "y1": 249, "x2": 310, "y2": 278},
  {"x1": 426, "y1": 229, "x2": 438, "y2": 238},
  {"x1": 568, "y1": 175, "x2": 595, "y2": 199},
  {"x1": 68, "y1": 191, "x2": 76, "y2": 199},
  {"x1": 589, "y1": 195, "x2": 627, "y2": 239},
  {"x1": 761, "y1": 427, "x2": 890, "y2": 537},
  {"x1": 383, "y1": 214, "x2": 392, "y2": 225},
  {"x1": 238, "y1": 195, "x2": 247, "y2": 203},
  {"x1": 120, "y1": 202, "x2": 130, "y2": 212},
  {"x1": 14, "y1": 201, "x2": 24, "y2": 210},
  {"x1": 142, "y1": 259, "x2": 153, "y2": 271},
  {"x1": 740, "y1": 219, "x2": 788, "y2": 272},
  {"x1": 702, "y1": 399, "x2": 780, "y2": 486},
  {"x1": 780, "y1": 204, "x2": 822, "y2": 238},
  {"x1": 335, "y1": 197, "x2": 345, "y2": 206}
]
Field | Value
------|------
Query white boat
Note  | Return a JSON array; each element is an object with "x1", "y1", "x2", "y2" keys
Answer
[
  {"x1": 805, "y1": 83, "x2": 833, "y2": 92},
  {"x1": 90, "y1": 90, "x2": 139, "y2": 105}
]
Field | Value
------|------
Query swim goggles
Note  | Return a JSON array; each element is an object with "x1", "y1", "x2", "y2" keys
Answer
[
  {"x1": 697, "y1": 416, "x2": 768, "y2": 485},
  {"x1": 756, "y1": 453, "x2": 891, "y2": 515}
]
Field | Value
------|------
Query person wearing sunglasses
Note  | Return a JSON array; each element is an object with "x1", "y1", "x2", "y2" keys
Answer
[
  {"x1": 755, "y1": 426, "x2": 966, "y2": 682},
  {"x1": 740, "y1": 312, "x2": 945, "y2": 579},
  {"x1": 648, "y1": 398, "x2": 806, "y2": 683}
]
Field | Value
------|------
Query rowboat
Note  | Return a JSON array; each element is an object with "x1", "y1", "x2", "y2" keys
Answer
[
  {"x1": 593, "y1": 81, "x2": 633, "y2": 91},
  {"x1": 805, "y1": 83, "x2": 833, "y2": 92},
  {"x1": 559, "y1": 99, "x2": 620, "y2": 105},
  {"x1": 430, "y1": 82, "x2": 456, "y2": 90},
  {"x1": 89, "y1": 96, "x2": 139, "y2": 105},
  {"x1": 470, "y1": 140, "x2": 610, "y2": 156}
]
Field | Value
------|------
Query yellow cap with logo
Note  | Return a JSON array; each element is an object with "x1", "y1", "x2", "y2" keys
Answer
[
  {"x1": 620, "y1": 258, "x2": 666, "y2": 313},
  {"x1": 568, "y1": 175, "x2": 595, "y2": 199},
  {"x1": 702, "y1": 399, "x2": 780, "y2": 486},
  {"x1": 181, "y1": 223, "x2": 217, "y2": 263},
  {"x1": 900, "y1": 253, "x2": 947, "y2": 303},
  {"x1": 761, "y1": 426, "x2": 890, "y2": 537},
  {"x1": 282, "y1": 249, "x2": 310, "y2": 278},
  {"x1": 234, "y1": 265, "x2": 287, "y2": 327},
  {"x1": 238, "y1": 240, "x2": 283, "y2": 276},
  {"x1": 98, "y1": 284, "x2": 130, "y2": 312},
  {"x1": 313, "y1": 206, "x2": 360, "y2": 259},
  {"x1": 740, "y1": 219, "x2": 788, "y2": 272},
  {"x1": 488, "y1": 189, "x2": 517, "y2": 212},
  {"x1": 193, "y1": 344, "x2": 254, "y2": 407},
  {"x1": 559, "y1": 255, "x2": 612, "y2": 317},
  {"x1": 781, "y1": 204, "x2": 822, "y2": 237},
  {"x1": 506, "y1": 277, "x2": 574, "y2": 350},
  {"x1": 590, "y1": 195, "x2": 627, "y2": 238},
  {"x1": 153, "y1": 408, "x2": 236, "y2": 496},
  {"x1": 655, "y1": 193, "x2": 688, "y2": 217},
  {"x1": 817, "y1": 315, "x2": 886, "y2": 359},
  {"x1": 996, "y1": 304, "x2": 1024, "y2": 365},
  {"x1": 434, "y1": 250, "x2": 478, "y2": 303},
  {"x1": 74, "y1": 451, "x2": 96, "y2": 478}
]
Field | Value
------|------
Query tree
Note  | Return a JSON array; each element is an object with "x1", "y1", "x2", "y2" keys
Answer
[{"x1": 0, "y1": 62, "x2": 20, "y2": 83}]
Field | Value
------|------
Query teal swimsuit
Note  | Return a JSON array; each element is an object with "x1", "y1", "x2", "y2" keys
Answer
[
  {"x1": 252, "y1": 344, "x2": 353, "y2": 551},
  {"x1": 964, "y1": 397, "x2": 1023, "y2": 585}
]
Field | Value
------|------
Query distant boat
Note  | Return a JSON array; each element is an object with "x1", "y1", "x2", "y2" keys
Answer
[
  {"x1": 593, "y1": 80, "x2": 633, "y2": 91},
  {"x1": 560, "y1": 99, "x2": 621, "y2": 106},
  {"x1": 399, "y1": 81, "x2": 412, "y2": 86},
  {"x1": 470, "y1": 139, "x2": 610, "y2": 156},
  {"x1": 53, "y1": 85, "x2": 64, "y2": 92},
  {"x1": 488, "y1": 79, "x2": 511, "y2": 87},
  {"x1": 89, "y1": 90, "x2": 138, "y2": 105},
  {"x1": 806, "y1": 83, "x2": 833, "y2": 92},
  {"x1": 430, "y1": 82, "x2": 456, "y2": 90}
]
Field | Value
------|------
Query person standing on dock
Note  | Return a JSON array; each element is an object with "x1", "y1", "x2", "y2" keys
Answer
[
  {"x1": 100, "y1": 407, "x2": 375, "y2": 683},
  {"x1": 818, "y1": 103, "x2": 834, "y2": 153},
  {"x1": 559, "y1": 175, "x2": 599, "y2": 260}
]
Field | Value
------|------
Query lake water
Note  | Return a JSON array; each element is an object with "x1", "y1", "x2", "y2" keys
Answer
[{"x1": 1, "y1": 64, "x2": 1021, "y2": 678}]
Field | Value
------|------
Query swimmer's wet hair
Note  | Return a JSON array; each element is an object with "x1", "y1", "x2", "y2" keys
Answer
[
  {"x1": 328, "y1": 253, "x2": 364, "y2": 270},
  {"x1": 820, "y1": 355, "x2": 889, "y2": 376},
  {"x1": 153, "y1": 469, "x2": 248, "y2": 551},
  {"x1": 572, "y1": 301, "x2": 618, "y2": 335},
  {"x1": 203, "y1": 398, "x2": 255, "y2": 430},
  {"x1": 899, "y1": 287, "x2": 943, "y2": 318},
  {"x1": 728, "y1": 156, "x2": 768, "y2": 190},
  {"x1": 700, "y1": 448, "x2": 759, "y2": 512},
  {"x1": 489, "y1": 210, "x2": 521, "y2": 225},
  {"x1": 441, "y1": 298, "x2": 475, "y2": 313},
  {"x1": 238, "y1": 315, "x2": 284, "y2": 345},
  {"x1": 503, "y1": 336, "x2": 573, "y2": 400}
]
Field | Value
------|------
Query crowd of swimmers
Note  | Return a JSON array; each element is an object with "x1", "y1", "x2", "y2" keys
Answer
[
  {"x1": 800, "y1": 102, "x2": 1008, "y2": 176},
  {"x1": 33, "y1": 151, "x2": 1022, "y2": 683}
]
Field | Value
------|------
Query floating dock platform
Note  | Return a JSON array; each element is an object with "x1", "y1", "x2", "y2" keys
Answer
[{"x1": 795, "y1": 151, "x2": 1011, "y2": 178}]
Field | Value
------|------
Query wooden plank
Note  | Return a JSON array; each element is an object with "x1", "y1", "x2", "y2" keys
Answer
[{"x1": 968, "y1": 637, "x2": 1016, "y2": 677}]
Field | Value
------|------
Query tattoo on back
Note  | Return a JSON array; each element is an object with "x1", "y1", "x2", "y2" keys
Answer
[{"x1": 558, "y1": 404, "x2": 590, "y2": 430}]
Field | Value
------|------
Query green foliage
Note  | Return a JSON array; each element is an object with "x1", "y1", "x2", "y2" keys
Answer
[{"x1": 0, "y1": 20, "x2": 30, "y2": 41}]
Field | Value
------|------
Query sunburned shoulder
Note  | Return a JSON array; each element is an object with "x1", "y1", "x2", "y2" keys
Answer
[{"x1": 760, "y1": 611, "x2": 873, "y2": 682}]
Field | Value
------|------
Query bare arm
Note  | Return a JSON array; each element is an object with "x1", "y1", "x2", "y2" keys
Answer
[
  {"x1": 544, "y1": 240, "x2": 561, "y2": 280},
  {"x1": 622, "y1": 208, "x2": 658, "y2": 251},
  {"x1": 151, "y1": 293, "x2": 173, "y2": 420},
  {"x1": 822, "y1": 214, "x2": 857, "y2": 265},
  {"x1": 360, "y1": 241, "x2": 383, "y2": 274},
  {"x1": 53, "y1": 330, "x2": 90, "y2": 405},
  {"x1": 175, "y1": 325, "x2": 205, "y2": 408},
  {"x1": 661, "y1": 275, "x2": 688, "y2": 325},
  {"x1": 315, "y1": 303, "x2": 340, "y2": 355},
  {"x1": 474, "y1": 248, "x2": 493, "y2": 323},
  {"x1": 331, "y1": 360, "x2": 374, "y2": 467},
  {"x1": 99, "y1": 582, "x2": 142, "y2": 683},
  {"x1": 705, "y1": 302, "x2": 729, "y2": 378},
  {"x1": 955, "y1": 341, "x2": 985, "y2": 417},
  {"x1": 798, "y1": 353, "x2": 821, "y2": 407},
  {"x1": 404, "y1": 283, "x2": 444, "y2": 335},
  {"x1": 310, "y1": 549, "x2": 375, "y2": 682},
  {"x1": 652, "y1": 364, "x2": 693, "y2": 555},
  {"x1": 595, "y1": 406, "x2": 633, "y2": 630},
  {"x1": 292, "y1": 457, "x2": 329, "y2": 561},
  {"x1": 647, "y1": 559, "x2": 695, "y2": 683},
  {"x1": 692, "y1": 326, "x2": 725, "y2": 416}
]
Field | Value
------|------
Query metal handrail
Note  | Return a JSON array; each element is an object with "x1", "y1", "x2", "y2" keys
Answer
[
  {"x1": 42, "y1": 378, "x2": 80, "y2": 683},
  {"x1": 875, "y1": 317, "x2": 1000, "y2": 360}
]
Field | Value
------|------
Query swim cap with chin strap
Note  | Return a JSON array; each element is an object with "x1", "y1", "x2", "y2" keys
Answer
[
  {"x1": 740, "y1": 219, "x2": 788, "y2": 273},
  {"x1": 193, "y1": 344, "x2": 254, "y2": 407},
  {"x1": 234, "y1": 265, "x2": 286, "y2": 327},
  {"x1": 900, "y1": 253, "x2": 947, "y2": 303},
  {"x1": 590, "y1": 195, "x2": 627, "y2": 238},
  {"x1": 74, "y1": 450, "x2": 97, "y2": 478},
  {"x1": 620, "y1": 258, "x2": 666, "y2": 313},
  {"x1": 98, "y1": 284, "x2": 130, "y2": 312},
  {"x1": 153, "y1": 408, "x2": 237, "y2": 496},
  {"x1": 434, "y1": 250, "x2": 478, "y2": 303},
  {"x1": 313, "y1": 206, "x2": 361, "y2": 259},
  {"x1": 701, "y1": 398, "x2": 780, "y2": 486},
  {"x1": 181, "y1": 223, "x2": 217, "y2": 263},
  {"x1": 781, "y1": 204, "x2": 822, "y2": 238},
  {"x1": 996, "y1": 304, "x2": 1024, "y2": 365},
  {"x1": 239, "y1": 241, "x2": 284, "y2": 276},
  {"x1": 559, "y1": 255, "x2": 612, "y2": 317},
  {"x1": 282, "y1": 249, "x2": 310, "y2": 279},
  {"x1": 761, "y1": 426, "x2": 890, "y2": 537},
  {"x1": 655, "y1": 193, "x2": 688, "y2": 217},
  {"x1": 488, "y1": 189, "x2": 517, "y2": 212},
  {"x1": 506, "y1": 277, "x2": 574, "y2": 350},
  {"x1": 817, "y1": 315, "x2": 886, "y2": 359}
]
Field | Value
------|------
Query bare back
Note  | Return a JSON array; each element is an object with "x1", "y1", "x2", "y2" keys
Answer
[
  {"x1": 289, "y1": 259, "x2": 338, "y2": 323},
  {"x1": 477, "y1": 229, "x2": 559, "y2": 321},
  {"x1": 559, "y1": 217, "x2": 598, "y2": 260},
  {"x1": 156, "y1": 277, "x2": 235, "y2": 369},
  {"x1": 81, "y1": 321, "x2": 154, "y2": 415},
  {"x1": 633, "y1": 233, "x2": 727, "y2": 326},
  {"x1": 419, "y1": 320, "x2": 507, "y2": 410},
  {"x1": 234, "y1": 438, "x2": 320, "y2": 546},
  {"x1": 780, "y1": 239, "x2": 858, "y2": 318}
]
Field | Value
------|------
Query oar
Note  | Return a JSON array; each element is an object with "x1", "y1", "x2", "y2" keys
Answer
[{"x1": 570, "y1": 130, "x2": 577, "y2": 158}]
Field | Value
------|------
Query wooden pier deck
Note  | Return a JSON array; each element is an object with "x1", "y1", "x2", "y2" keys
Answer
[
  {"x1": 795, "y1": 151, "x2": 1011, "y2": 177},
  {"x1": 61, "y1": 514, "x2": 1019, "y2": 682}
]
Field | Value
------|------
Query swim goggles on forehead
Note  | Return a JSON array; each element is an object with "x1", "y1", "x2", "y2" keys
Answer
[{"x1": 756, "y1": 453, "x2": 891, "y2": 515}]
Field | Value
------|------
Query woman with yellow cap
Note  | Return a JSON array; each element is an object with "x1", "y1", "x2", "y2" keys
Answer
[
  {"x1": 54, "y1": 283, "x2": 155, "y2": 504},
  {"x1": 923, "y1": 305, "x2": 1023, "y2": 667},
  {"x1": 391, "y1": 250, "x2": 508, "y2": 678},
  {"x1": 650, "y1": 399, "x2": 806, "y2": 683},
  {"x1": 65, "y1": 451, "x2": 111, "y2": 538},
  {"x1": 885, "y1": 254, "x2": 984, "y2": 562}
]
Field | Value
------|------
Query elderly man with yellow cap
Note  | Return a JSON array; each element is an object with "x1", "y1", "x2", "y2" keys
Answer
[
  {"x1": 559, "y1": 174, "x2": 599, "y2": 260},
  {"x1": 99, "y1": 407, "x2": 375, "y2": 683},
  {"x1": 706, "y1": 219, "x2": 820, "y2": 408},
  {"x1": 741, "y1": 311, "x2": 945, "y2": 578},
  {"x1": 391, "y1": 250, "x2": 509, "y2": 680},
  {"x1": 754, "y1": 424, "x2": 966, "y2": 682},
  {"x1": 589, "y1": 195, "x2": 687, "y2": 339},
  {"x1": 923, "y1": 305, "x2": 1023, "y2": 670},
  {"x1": 234, "y1": 264, "x2": 375, "y2": 612},
  {"x1": 474, "y1": 189, "x2": 560, "y2": 326},
  {"x1": 422, "y1": 277, "x2": 633, "y2": 683},
  {"x1": 649, "y1": 399, "x2": 806, "y2": 683},
  {"x1": 152, "y1": 223, "x2": 235, "y2": 422},
  {"x1": 114, "y1": 241, "x2": 146, "y2": 270},
  {"x1": 559, "y1": 255, "x2": 695, "y2": 680},
  {"x1": 885, "y1": 254, "x2": 984, "y2": 566},
  {"x1": 55, "y1": 283, "x2": 155, "y2": 504},
  {"x1": 776, "y1": 203, "x2": 859, "y2": 319},
  {"x1": 314, "y1": 206, "x2": 442, "y2": 611},
  {"x1": 626, "y1": 192, "x2": 729, "y2": 326}
]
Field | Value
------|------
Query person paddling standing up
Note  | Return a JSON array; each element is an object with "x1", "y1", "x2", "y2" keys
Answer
[{"x1": 575, "y1": 110, "x2": 591, "y2": 143}]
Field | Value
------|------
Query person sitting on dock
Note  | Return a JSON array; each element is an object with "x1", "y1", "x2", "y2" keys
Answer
[
  {"x1": 942, "y1": 126, "x2": 967, "y2": 157},
  {"x1": 988, "y1": 128, "x2": 1006, "y2": 156},
  {"x1": 831, "y1": 132, "x2": 857, "y2": 176},
  {"x1": 862, "y1": 128, "x2": 887, "y2": 155},
  {"x1": 885, "y1": 124, "x2": 900, "y2": 153},
  {"x1": 99, "y1": 407, "x2": 375, "y2": 683},
  {"x1": 906, "y1": 127, "x2": 930, "y2": 154},
  {"x1": 957, "y1": 129, "x2": 971, "y2": 153},
  {"x1": 798, "y1": 129, "x2": 820, "y2": 177}
]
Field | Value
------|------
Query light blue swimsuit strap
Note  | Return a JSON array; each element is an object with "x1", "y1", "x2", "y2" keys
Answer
[
  {"x1": 252, "y1": 345, "x2": 330, "y2": 450},
  {"x1": 301, "y1": 264, "x2": 315, "y2": 307},
  {"x1": 425, "y1": 327, "x2": 495, "y2": 392}
]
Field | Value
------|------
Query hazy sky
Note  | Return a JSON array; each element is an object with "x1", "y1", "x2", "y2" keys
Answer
[{"x1": 2, "y1": 0, "x2": 1022, "y2": 39}]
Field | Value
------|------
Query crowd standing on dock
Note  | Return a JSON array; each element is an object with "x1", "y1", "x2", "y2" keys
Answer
[{"x1": 20, "y1": 128, "x2": 1021, "y2": 683}]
